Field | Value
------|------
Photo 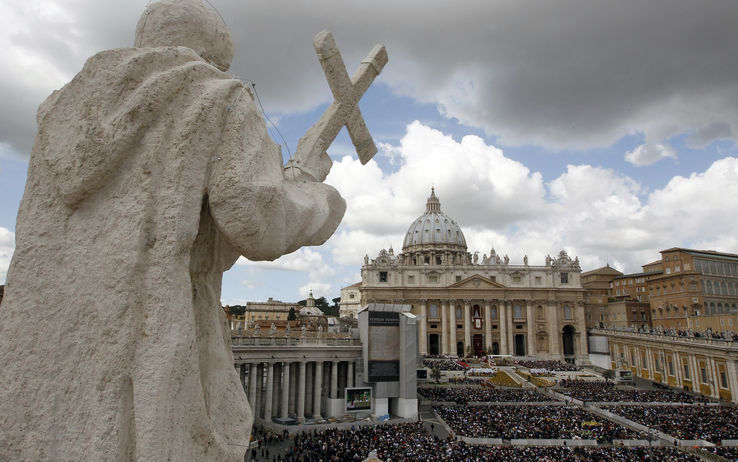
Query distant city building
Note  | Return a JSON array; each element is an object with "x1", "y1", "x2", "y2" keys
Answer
[
  {"x1": 581, "y1": 265, "x2": 623, "y2": 329},
  {"x1": 353, "y1": 188, "x2": 588, "y2": 363},
  {"x1": 339, "y1": 282, "x2": 362, "y2": 319}
]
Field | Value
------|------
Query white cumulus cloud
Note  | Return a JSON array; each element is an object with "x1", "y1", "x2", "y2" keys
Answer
[{"x1": 0, "y1": 227, "x2": 14, "y2": 284}]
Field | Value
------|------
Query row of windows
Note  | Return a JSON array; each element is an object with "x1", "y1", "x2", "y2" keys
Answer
[
  {"x1": 426, "y1": 303, "x2": 573, "y2": 320},
  {"x1": 615, "y1": 349, "x2": 729, "y2": 389},
  {"x1": 381, "y1": 272, "x2": 565, "y2": 285},
  {"x1": 702, "y1": 279, "x2": 738, "y2": 296},
  {"x1": 694, "y1": 258, "x2": 738, "y2": 277}
]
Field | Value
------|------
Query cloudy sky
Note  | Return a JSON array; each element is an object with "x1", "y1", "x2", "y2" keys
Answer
[{"x1": 1, "y1": 0, "x2": 738, "y2": 306}]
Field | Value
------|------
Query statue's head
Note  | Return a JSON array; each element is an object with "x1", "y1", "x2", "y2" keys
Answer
[{"x1": 134, "y1": 0, "x2": 234, "y2": 70}]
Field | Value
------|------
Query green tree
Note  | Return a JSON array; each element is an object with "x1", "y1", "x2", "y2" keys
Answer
[
  {"x1": 228, "y1": 305, "x2": 246, "y2": 316},
  {"x1": 287, "y1": 307, "x2": 297, "y2": 320}
]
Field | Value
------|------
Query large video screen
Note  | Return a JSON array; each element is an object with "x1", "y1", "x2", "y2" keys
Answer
[
  {"x1": 346, "y1": 387, "x2": 372, "y2": 412},
  {"x1": 367, "y1": 311, "x2": 400, "y2": 381}
]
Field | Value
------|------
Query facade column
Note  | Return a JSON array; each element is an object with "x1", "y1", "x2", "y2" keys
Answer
[
  {"x1": 645, "y1": 347, "x2": 654, "y2": 380},
  {"x1": 331, "y1": 361, "x2": 339, "y2": 399},
  {"x1": 549, "y1": 301, "x2": 560, "y2": 356},
  {"x1": 297, "y1": 361, "x2": 307, "y2": 422},
  {"x1": 281, "y1": 362, "x2": 291, "y2": 419},
  {"x1": 248, "y1": 363, "x2": 258, "y2": 412},
  {"x1": 264, "y1": 362, "x2": 274, "y2": 421},
  {"x1": 313, "y1": 361, "x2": 323, "y2": 418},
  {"x1": 506, "y1": 301, "x2": 514, "y2": 355},
  {"x1": 499, "y1": 301, "x2": 508, "y2": 355},
  {"x1": 690, "y1": 354, "x2": 700, "y2": 393},
  {"x1": 709, "y1": 357, "x2": 720, "y2": 398},
  {"x1": 449, "y1": 301, "x2": 457, "y2": 355},
  {"x1": 484, "y1": 301, "x2": 493, "y2": 352},
  {"x1": 347, "y1": 361, "x2": 354, "y2": 388},
  {"x1": 526, "y1": 301, "x2": 535, "y2": 357},
  {"x1": 576, "y1": 303, "x2": 588, "y2": 361},
  {"x1": 419, "y1": 301, "x2": 428, "y2": 355},
  {"x1": 674, "y1": 352, "x2": 683, "y2": 388},
  {"x1": 463, "y1": 300, "x2": 471, "y2": 356},
  {"x1": 441, "y1": 301, "x2": 449, "y2": 355}
]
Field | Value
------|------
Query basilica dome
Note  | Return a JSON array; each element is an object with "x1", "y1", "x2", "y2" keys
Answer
[{"x1": 402, "y1": 188, "x2": 467, "y2": 252}]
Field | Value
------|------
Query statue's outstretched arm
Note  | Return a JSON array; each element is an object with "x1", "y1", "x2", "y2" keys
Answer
[{"x1": 208, "y1": 86, "x2": 345, "y2": 262}]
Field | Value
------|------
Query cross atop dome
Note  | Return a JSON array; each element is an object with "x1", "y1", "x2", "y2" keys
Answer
[{"x1": 426, "y1": 187, "x2": 441, "y2": 212}]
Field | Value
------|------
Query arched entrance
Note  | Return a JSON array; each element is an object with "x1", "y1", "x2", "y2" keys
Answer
[
  {"x1": 457, "y1": 341, "x2": 465, "y2": 357},
  {"x1": 472, "y1": 334, "x2": 483, "y2": 356},
  {"x1": 492, "y1": 342, "x2": 500, "y2": 355},
  {"x1": 562, "y1": 325, "x2": 576, "y2": 357},
  {"x1": 514, "y1": 334, "x2": 526, "y2": 356},
  {"x1": 429, "y1": 334, "x2": 439, "y2": 355}
]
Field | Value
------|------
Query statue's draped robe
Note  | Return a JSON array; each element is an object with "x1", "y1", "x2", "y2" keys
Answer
[{"x1": 0, "y1": 46, "x2": 344, "y2": 461}]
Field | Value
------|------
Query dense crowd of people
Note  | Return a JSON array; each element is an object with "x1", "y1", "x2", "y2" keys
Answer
[
  {"x1": 703, "y1": 446, "x2": 738, "y2": 461},
  {"x1": 604, "y1": 405, "x2": 738, "y2": 442},
  {"x1": 558, "y1": 379, "x2": 709, "y2": 403},
  {"x1": 515, "y1": 359, "x2": 579, "y2": 371},
  {"x1": 436, "y1": 405, "x2": 638, "y2": 442},
  {"x1": 418, "y1": 386, "x2": 550, "y2": 403},
  {"x1": 611, "y1": 325, "x2": 738, "y2": 342},
  {"x1": 285, "y1": 422, "x2": 701, "y2": 462},
  {"x1": 422, "y1": 359, "x2": 467, "y2": 371}
]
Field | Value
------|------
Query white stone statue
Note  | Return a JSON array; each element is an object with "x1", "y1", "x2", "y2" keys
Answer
[
  {"x1": 270, "y1": 322, "x2": 277, "y2": 337},
  {"x1": 473, "y1": 251, "x2": 479, "y2": 264},
  {"x1": 0, "y1": 1, "x2": 386, "y2": 460},
  {"x1": 504, "y1": 254, "x2": 509, "y2": 265},
  {"x1": 523, "y1": 254, "x2": 528, "y2": 266}
]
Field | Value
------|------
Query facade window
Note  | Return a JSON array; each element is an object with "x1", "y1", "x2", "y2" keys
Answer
[
  {"x1": 455, "y1": 275, "x2": 461, "y2": 282},
  {"x1": 683, "y1": 363, "x2": 690, "y2": 380},
  {"x1": 429, "y1": 304, "x2": 438, "y2": 318},
  {"x1": 535, "y1": 276, "x2": 542, "y2": 285},
  {"x1": 349, "y1": 293, "x2": 355, "y2": 299},
  {"x1": 563, "y1": 305, "x2": 572, "y2": 319},
  {"x1": 455, "y1": 307, "x2": 462, "y2": 319},
  {"x1": 379, "y1": 271, "x2": 388, "y2": 282},
  {"x1": 512, "y1": 276, "x2": 522, "y2": 284},
  {"x1": 561, "y1": 273, "x2": 569, "y2": 284},
  {"x1": 428, "y1": 274, "x2": 438, "y2": 283},
  {"x1": 701, "y1": 366, "x2": 708, "y2": 384},
  {"x1": 407, "y1": 275, "x2": 415, "y2": 284},
  {"x1": 668, "y1": 360, "x2": 675, "y2": 376},
  {"x1": 491, "y1": 306, "x2": 498, "y2": 319},
  {"x1": 514, "y1": 304, "x2": 523, "y2": 318},
  {"x1": 675, "y1": 266, "x2": 680, "y2": 272},
  {"x1": 721, "y1": 371, "x2": 728, "y2": 388}
]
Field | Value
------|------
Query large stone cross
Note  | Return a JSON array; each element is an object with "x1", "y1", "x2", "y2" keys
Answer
[{"x1": 289, "y1": 30, "x2": 387, "y2": 181}]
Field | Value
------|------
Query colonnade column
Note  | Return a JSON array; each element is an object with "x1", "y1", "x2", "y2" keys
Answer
[
  {"x1": 419, "y1": 301, "x2": 428, "y2": 355},
  {"x1": 726, "y1": 360, "x2": 738, "y2": 403},
  {"x1": 499, "y1": 302, "x2": 508, "y2": 355},
  {"x1": 347, "y1": 361, "x2": 354, "y2": 388},
  {"x1": 280, "y1": 362, "x2": 290, "y2": 419},
  {"x1": 331, "y1": 361, "x2": 339, "y2": 399},
  {"x1": 441, "y1": 301, "x2": 449, "y2": 355},
  {"x1": 288, "y1": 362, "x2": 297, "y2": 416},
  {"x1": 449, "y1": 302, "x2": 457, "y2": 355},
  {"x1": 484, "y1": 302, "x2": 493, "y2": 352},
  {"x1": 264, "y1": 362, "x2": 274, "y2": 421},
  {"x1": 254, "y1": 364, "x2": 263, "y2": 419},
  {"x1": 526, "y1": 301, "x2": 535, "y2": 356},
  {"x1": 248, "y1": 363, "x2": 258, "y2": 412},
  {"x1": 463, "y1": 300, "x2": 471, "y2": 356},
  {"x1": 297, "y1": 361, "x2": 306, "y2": 422},
  {"x1": 272, "y1": 363, "x2": 281, "y2": 416},
  {"x1": 313, "y1": 361, "x2": 323, "y2": 418}
]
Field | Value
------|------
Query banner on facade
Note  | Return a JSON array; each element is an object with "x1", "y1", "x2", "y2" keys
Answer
[{"x1": 368, "y1": 311, "x2": 400, "y2": 381}]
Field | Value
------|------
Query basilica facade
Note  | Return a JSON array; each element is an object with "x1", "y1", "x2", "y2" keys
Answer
[{"x1": 358, "y1": 189, "x2": 588, "y2": 363}]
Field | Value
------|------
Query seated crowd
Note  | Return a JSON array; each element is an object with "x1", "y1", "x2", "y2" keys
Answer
[
  {"x1": 604, "y1": 405, "x2": 738, "y2": 443},
  {"x1": 422, "y1": 359, "x2": 467, "y2": 371},
  {"x1": 436, "y1": 405, "x2": 638, "y2": 442},
  {"x1": 289, "y1": 422, "x2": 700, "y2": 462},
  {"x1": 559, "y1": 379, "x2": 709, "y2": 403},
  {"x1": 515, "y1": 359, "x2": 578, "y2": 372},
  {"x1": 418, "y1": 386, "x2": 550, "y2": 404}
]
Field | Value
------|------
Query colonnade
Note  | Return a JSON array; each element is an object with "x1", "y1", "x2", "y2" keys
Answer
[{"x1": 238, "y1": 359, "x2": 355, "y2": 422}]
